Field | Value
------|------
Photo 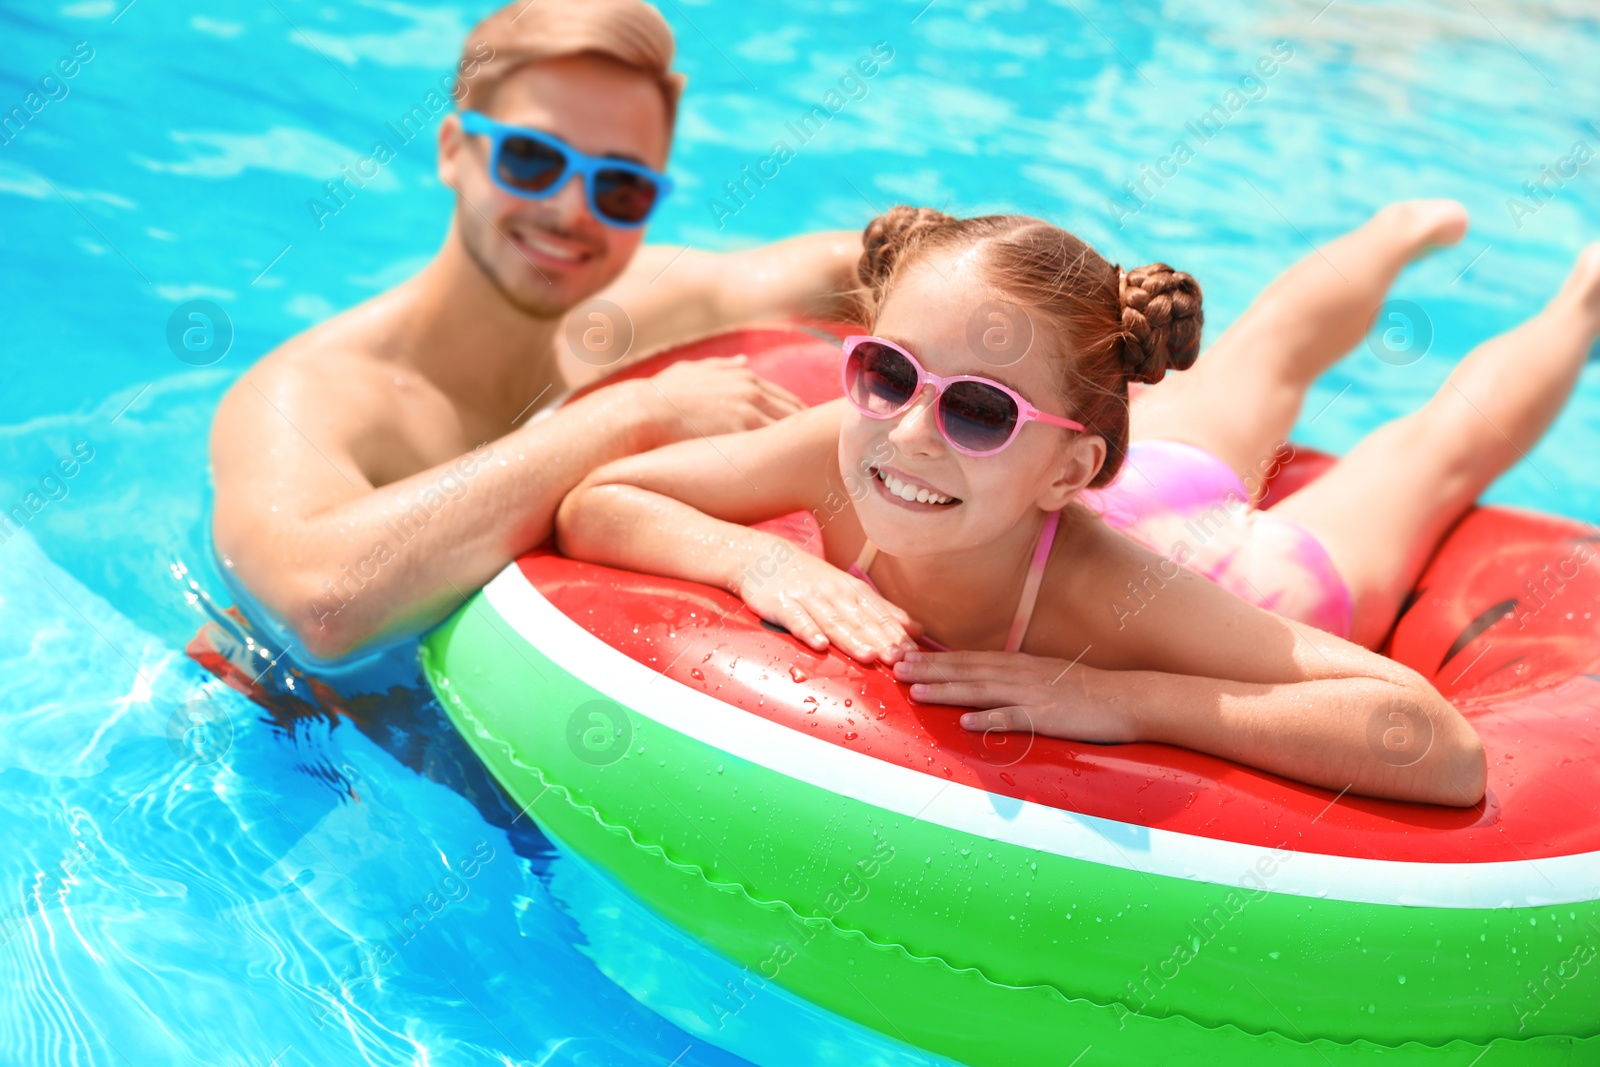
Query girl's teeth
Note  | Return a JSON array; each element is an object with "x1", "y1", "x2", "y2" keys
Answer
[{"x1": 877, "y1": 468, "x2": 950, "y2": 505}]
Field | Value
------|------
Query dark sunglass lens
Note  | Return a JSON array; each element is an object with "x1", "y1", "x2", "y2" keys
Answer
[
  {"x1": 847, "y1": 342, "x2": 918, "y2": 415},
  {"x1": 941, "y1": 381, "x2": 1019, "y2": 453},
  {"x1": 593, "y1": 168, "x2": 660, "y2": 224},
  {"x1": 497, "y1": 135, "x2": 567, "y2": 193}
]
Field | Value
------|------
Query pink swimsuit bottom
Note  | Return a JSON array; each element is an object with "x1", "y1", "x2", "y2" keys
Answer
[{"x1": 1078, "y1": 440, "x2": 1354, "y2": 639}]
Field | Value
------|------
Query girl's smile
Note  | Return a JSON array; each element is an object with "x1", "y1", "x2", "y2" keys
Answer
[{"x1": 868, "y1": 464, "x2": 961, "y2": 508}]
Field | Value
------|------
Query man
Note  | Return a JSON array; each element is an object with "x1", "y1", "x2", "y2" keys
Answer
[{"x1": 210, "y1": 0, "x2": 861, "y2": 664}]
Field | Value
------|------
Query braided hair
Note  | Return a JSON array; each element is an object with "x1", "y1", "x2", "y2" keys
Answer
[{"x1": 855, "y1": 206, "x2": 1204, "y2": 486}]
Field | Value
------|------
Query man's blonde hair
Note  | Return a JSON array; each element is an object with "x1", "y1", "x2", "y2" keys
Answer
[{"x1": 458, "y1": 0, "x2": 686, "y2": 128}]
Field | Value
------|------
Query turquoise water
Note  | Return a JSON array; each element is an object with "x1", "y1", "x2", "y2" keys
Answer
[{"x1": 3, "y1": 1, "x2": 1599, "y2": 1064}]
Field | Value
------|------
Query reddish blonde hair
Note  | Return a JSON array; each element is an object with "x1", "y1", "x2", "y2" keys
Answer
[
  {"x1": 857, "y1": 207, "x2": 1204, "y2": 487},
  {"x1": 458, "y1": 0, "x2": 686, "y2": 128}
]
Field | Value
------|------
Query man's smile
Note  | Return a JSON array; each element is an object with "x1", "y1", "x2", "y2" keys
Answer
[{"x1": 508, "y1": 223, "x2": 598, "y2": 269}]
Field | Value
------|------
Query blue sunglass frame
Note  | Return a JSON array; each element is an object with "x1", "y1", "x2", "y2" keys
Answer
[{"x1": 459, "y1": 110, "x2": 673, "y2": 229}]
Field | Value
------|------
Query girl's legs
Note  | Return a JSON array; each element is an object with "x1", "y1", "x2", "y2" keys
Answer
[
  {"x1": 1266, "y1": 244, "x2": 1600, "y2": 649},
  {"x1": 1129, "y1": 200, "x2": 1469, "y2": 497}
]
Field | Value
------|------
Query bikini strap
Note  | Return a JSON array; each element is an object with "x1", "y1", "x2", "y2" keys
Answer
[
  {"x1": 1004, "y1": 509, "x2": 1062, "y2": 653},
  {"x1": 850, "y1": 539, "x2": 880, "y2": 581}
]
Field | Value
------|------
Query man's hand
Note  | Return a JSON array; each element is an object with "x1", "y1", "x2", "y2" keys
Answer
[
  {"x1": 892, "y1": 651, "x2": 1138, "y2": 744},
  {"x1": 643, "y1": 355, "x2": 806, "y2": 441}
]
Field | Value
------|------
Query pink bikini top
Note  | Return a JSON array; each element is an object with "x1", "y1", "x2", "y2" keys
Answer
[{"x1": 846, "y1": 508, "x2": 1063, "y2": 653}]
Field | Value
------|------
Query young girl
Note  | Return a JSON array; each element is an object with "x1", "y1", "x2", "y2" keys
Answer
[{"x1": 556, "y1": 204, "x2": 1600, "y2": 806}]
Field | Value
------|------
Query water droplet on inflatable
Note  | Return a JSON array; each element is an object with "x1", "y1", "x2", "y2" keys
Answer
[
  {"x1": 789, "y1": 666, "x2": 808, "y2": 682},
  {"x1": 844, "y1": 698, "x2": 853, "y2": 707},
  {"x1": 716, "y1": 764, "x2": 724, "y2": 774},
  {"x1": 1397, "y1": 975, "x2": 1406, "y2": 984},
  {"x1": 845, "y1": 731, "x2": 858, "y2": 741},
  {"x1": 999, "y1": 772, "x2": 1016, "y2": 787},
  {"x1": 690, "y1": 668, "x2": 705, "y2": 680}
]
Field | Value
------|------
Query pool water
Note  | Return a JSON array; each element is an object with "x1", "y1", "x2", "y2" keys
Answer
[{"x1": 3, "y1": 1, "x2": 1599, "y2": 1064}]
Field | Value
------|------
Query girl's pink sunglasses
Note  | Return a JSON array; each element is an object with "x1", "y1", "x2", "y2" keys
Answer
[{"x1": 841, "y1": 335, "x2": 1086, "y2": 457}]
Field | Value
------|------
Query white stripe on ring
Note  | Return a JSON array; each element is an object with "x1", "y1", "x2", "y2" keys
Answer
[{"x1": 482, "y1": 564, "x2": 1600, "y2": 910}]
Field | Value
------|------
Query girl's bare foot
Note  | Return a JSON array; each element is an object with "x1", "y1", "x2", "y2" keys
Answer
[
  {"x1": 1553, "y1": 242, "x2": 1600, "y2": 330},
  {"x1": 1373, "y1": 198, "x2": 1470, "y2": 257}
]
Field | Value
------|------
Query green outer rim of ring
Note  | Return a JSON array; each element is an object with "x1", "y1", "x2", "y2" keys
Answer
[{"x1": 423, "y1": 587, "x2": 1600, "y2": 1065}]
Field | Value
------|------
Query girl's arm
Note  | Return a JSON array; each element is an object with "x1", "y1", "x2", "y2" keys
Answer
[
  {"x1": 896, "y1": 527, "x2": 1486, "y2": 806},
  {"x1": 556, "y1": 399, "x2": 921, "y2": 662}
]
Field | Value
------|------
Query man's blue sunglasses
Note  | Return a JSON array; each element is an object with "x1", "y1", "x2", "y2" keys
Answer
[{"x1": 459, "y1": 110, "x2": 673, "y2": 230}]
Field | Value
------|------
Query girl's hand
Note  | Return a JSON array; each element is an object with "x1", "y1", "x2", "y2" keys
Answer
[
  {"x1": 737, "y1": 550, "x2": 922, "y2": 665},
  {"x1": 893, "y1": 651, "x2": 1138, "y2": 744}
]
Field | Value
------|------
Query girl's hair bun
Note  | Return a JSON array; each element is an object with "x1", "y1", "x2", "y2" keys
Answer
[
  {"x1": 858, "y1": 206, "x2": 957, "y2": 292},
  {"x1": 1118, "y1": 263, "x2": 1203, "y2": 385}
]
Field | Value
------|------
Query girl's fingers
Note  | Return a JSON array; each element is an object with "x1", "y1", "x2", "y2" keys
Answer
[
  {"x1": 907, "y1": 680, "x2": 1033, "y2": 708},
  {"x1": 862, "y1": 594, "x2": 918, "y2": 634},
  {"x1": 894, "y1": 654, "x2": 1011, "y2": 685},
  {"x1": 931, "y1": 650, "x2": 1036, "y2": 671},
  {"x1": 896, "y1": 650, "x2": 1068, "y2": 684},
  {"x1": 798, "y1": 596, "x2": 872, "y2": 662},
  {"x1": 819, "y1": 591, "x2": 898, "y2": 656},
  {"x1": 832, "y1": 612, "x2": 891, "y2": 664},
  {"x1": 852, "y1": 598, "x2": 919, "y2": 662},
  {"x1": 850, "y1": 589, "x2": 920, "y2": 645},
  {"x1": 779, "y1": 603, "x2": 829, "y2": 652},
  {"x1": 957, "y1": 707, "x2": 1036, "y2": 733}
]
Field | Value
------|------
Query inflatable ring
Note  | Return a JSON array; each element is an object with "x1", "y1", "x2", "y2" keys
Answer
[{"x1": 424, "y1": 325, "x2": 1600, "y2": 1064}]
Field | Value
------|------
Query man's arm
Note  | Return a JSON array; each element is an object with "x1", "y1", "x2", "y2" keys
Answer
[
  {"x1": 210, "y1": 354, "x2": 798, "y2": 662},
  {"x1": 591, "y1": 231, "x2": 865, "y2": 360}
]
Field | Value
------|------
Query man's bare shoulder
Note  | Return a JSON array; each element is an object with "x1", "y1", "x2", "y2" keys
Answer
[
  {"x1": 214, "y1": 295, "x2": 468, "y2": 487},
  {"x1": 242, "y1": 305, "x2": 405, "y2": 410}
]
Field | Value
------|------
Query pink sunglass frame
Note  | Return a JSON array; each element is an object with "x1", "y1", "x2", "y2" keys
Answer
[{"x1": 840, "y1": 335, "x2": 1086, "y2": 457}]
